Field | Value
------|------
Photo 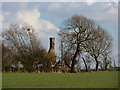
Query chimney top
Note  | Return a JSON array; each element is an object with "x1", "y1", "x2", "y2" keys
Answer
[{"x1": 50, "y1": 37, "x2": 55, "y2": 39}]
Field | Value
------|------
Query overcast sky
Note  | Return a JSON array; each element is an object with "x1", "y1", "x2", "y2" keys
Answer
[{"x1": 1, "y1": 1, "x2": 119, "y2": 66}]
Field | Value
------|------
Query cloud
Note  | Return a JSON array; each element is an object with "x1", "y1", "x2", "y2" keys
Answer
[
  {"x1": 2, "y1": 2, "x2": 60, "y2": 52},
  {"x1": 95, "y1": 2, "x2": 118, "y2": 22},
  {"x1": 85, "y1": 0, "x2": 97, "y2": 6},
  {"x1": 16, "y1": 8, "x2": 41, "y2": 30},
  {"x1": 16, "y1": 8, "x2": 59, "y2": 35},
  {"x1": 3, "y1": 8, "x2": 59, "y2": 50},
  {"x1": 47, "y1": 2, "x2": 118, "y2": 29}
]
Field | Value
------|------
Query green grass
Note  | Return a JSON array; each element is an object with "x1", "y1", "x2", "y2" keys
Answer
[{"x1": 2, "y1": 71, "x2": 118, "y2": 88}]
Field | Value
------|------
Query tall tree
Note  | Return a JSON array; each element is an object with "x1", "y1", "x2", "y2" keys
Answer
[
  {"x1": 83, "y1": 27, "x2": 112, "y2": 71},
  {"x1": 59, "y1": 15, "x2": 96, "y2": 73}
]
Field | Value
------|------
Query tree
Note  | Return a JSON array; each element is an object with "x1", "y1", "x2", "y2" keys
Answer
[
  {"x1": 83, "y1": 27, "x2": 112, "y2": 71},
  {"x1": 2, "y1": 24, "x2": 52, "y2": 72},
  {"x1": 63, "y1": 51, "x2": 73, "y2": 69},
  {"x1": 2, "y1": 44, "x2": 13, "y2": 72},
  {"x1": 59, "y1": 15, "x2": 96, "y2": 73},
  {"x1": 81, "y1": 53, "x2": 92, "y2": 72},
  {"x1": 100, "y1": 52, "x2": 112, "y2": 70},
  {"x1": 82, "y1": 57, "x2": 88, "y2": 72}
]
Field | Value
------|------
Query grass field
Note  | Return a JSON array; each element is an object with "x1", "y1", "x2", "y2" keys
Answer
[{"x1": 2, "y1": 71, "x2": 118, "y2": 88}]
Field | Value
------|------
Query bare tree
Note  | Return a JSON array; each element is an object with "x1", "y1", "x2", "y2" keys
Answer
[
  {"x1": 2, "y1": 44, "x2": 12, "y2": 72},
  {"x1": 99, "y1": 52, "x2": 113, "y2": 70},
  {"x1": 63, "y1": 51, "x2": 73, "y2": 69},
  {"x1": 2, "y1": 24, "x2": 52, "y2": 72},
  {"x1": 81, "y1": 53, "x2": 92, "y2": 72},
  {"x1": 82, "y1": 57, "x2": 88, "y2": 72},
  {"x1": 83, "y1": 27, "x2": 112, "y2": 71},
  {"x1": 59, "y1": 15, "x2": 96, "y2": 73}
]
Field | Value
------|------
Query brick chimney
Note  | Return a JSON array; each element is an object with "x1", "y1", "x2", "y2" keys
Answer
[
  {"x1": 48, "y1": 37, "x2": 56, "y2": 64},
  {"x1": 49, "y1": 37, "x2": 55, "y2": 50}
]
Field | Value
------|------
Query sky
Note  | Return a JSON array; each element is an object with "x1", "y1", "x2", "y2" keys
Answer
[{"x1": 0, "y1": 1, "x2": 119, "y2": 66}]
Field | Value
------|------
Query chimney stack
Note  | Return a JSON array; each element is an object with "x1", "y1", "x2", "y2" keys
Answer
[
  {"x1": 49, "y1": 37, "x2": 55, "y2": 50},
  {"x1": 48, "y1": 37, "x2": 56, "y2": 64}
]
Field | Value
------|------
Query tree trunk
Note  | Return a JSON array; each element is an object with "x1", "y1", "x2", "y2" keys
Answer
[
  {"x1": 105, "y1": 64, "x2": 107, "y2": 70},
  {"x1": 96, "y1": 60, "x2": 99, "y2": 71},
  {"x1": 104, "y1": 58, "x2": 107, "y2": 71},
  {"x1": 70, "y1": 64, "x2": 75, "y2": 73},
  {"x1": 82, "y1": 57, "x2": 88, "y2": 72},
  {"x1": 70, "y1": 44, "x2": 79, "y2": 73},
  {"x1": 70, "y1": 56, "x2": 76, "y2": 73}
]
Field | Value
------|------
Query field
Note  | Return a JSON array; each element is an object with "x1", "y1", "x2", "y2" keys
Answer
[{"x1": 2, "y1": 71, "x2": 118, "y2": 88}]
